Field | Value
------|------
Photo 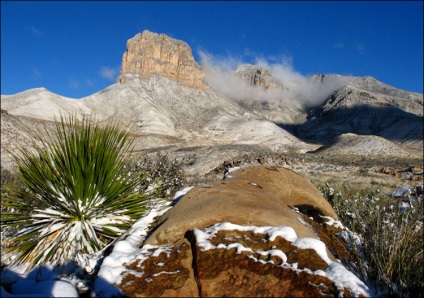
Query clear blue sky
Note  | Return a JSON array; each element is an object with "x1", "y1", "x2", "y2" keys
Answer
[{"x1": 1, "y1": 1, "x2": 423, "y2": 98}]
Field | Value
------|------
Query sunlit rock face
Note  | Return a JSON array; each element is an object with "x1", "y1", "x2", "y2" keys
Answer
[
  {"x1": 112, "y1": 166, "x2": 370, "y2": 297},
  {"x1": 144, "y1": 165, "x2": 339, "y2": 247},
  {"x1": 116, "y1": 30, "x2": 208, "y2": 89}
]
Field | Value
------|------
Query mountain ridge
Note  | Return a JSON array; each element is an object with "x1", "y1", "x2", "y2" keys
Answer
[{"x1": 1, "y1": 30, "x2": 422, "y2": 172}]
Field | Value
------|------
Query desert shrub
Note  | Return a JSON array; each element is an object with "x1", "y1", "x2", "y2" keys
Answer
[
  {"x1": 1, "y1": 115, "x2": 160, "y2": 270},
  {"x1": 318, "y1": 183, "x2": 424, "y2": 296},
  {"x1": 134, "y1": 152, "x2": 195, "y2": 197}
]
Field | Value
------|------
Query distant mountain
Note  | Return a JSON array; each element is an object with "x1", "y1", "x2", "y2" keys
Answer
[
  {"x1": 1, "y1": 30, "x2": 422, "y2": 171},
  {"x1": 279, "y1": 77, "x2": 423, "y2": 150},
  {"x1": 313, "y1": 133, "x2": 411, "y2": 157}
]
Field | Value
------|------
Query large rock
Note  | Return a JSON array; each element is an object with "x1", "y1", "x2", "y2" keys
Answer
[
  {"x1": 103, "y1": 165, "x2": 370, "y2": 297},
  {"x1": 116, "y1": 223, "x2": 369, "y2": 297},
  {"x1": 116, "y1": 30, "x2": 208, "y2": 89},
  {"x1": 145, "y1": 165, "x2": 338, "y2": 246}
]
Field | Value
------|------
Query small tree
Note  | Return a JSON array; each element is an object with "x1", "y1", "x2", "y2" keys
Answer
[{"x1": 1, "y1": 115, "x2": 157, "y2": 269}]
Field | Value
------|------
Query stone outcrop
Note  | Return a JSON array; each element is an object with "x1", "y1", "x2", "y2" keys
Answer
[
  {"x1": 116, "y1": 30, "x2": 208, "y2": 89},
  {"x1": 117, "y1": 223, "x2": 367, "y2": 297},
  {"x1": 234, "y1": 64, "x2": 283, "y2": 91},
  {"x1": 145, "y1": 166, "x2": 338, "y2": 246},
  {"x1": 111, "y1": 166, "x2": 370, "y2": 297}
]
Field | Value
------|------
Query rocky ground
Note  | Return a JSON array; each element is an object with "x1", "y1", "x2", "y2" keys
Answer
[{"x1": 156, "y1": 144, "x2": 423, "y2": 195}]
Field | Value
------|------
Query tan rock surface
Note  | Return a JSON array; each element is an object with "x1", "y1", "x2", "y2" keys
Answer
[
  {"x1": 145, "y1": 165, "x2": 338, "y2": 246},
  {"x1": 104, "y1": 165, "x2": 369, "y2": 297},
  {"x1": 117, "y1": 30, "x2": 207, "y2": 89}
]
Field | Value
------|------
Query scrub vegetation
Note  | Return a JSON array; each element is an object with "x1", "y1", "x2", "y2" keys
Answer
[{"x1": 1, "y1": 116, "x2": 160, "y2": 269}]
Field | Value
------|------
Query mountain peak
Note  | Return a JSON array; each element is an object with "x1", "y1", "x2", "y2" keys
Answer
[
  {"x1": 233, "y1": 64, "x2": 285, "y2": 91},
  {"x1": 116, "y1": 30, "x2": 208, "y2": 89}
]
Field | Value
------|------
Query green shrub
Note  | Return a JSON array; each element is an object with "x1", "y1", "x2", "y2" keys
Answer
[{"x1": 1, "y1": 115, "x2": 158, "y2": 269}]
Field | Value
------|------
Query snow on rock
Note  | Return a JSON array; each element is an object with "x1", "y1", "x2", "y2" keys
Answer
[
  {"x1": 93, "y1": 196, "x2": 184, "y2": 297},
  {"x1": 171, "y1": 186, "x2": 194, "y2": 203},
  {"x1": 193, "y1": 222, "x2": 371, "y2": 296},
  {"x1": 190, "y1": 222, "x2": 370, "y2": 297},
  {"x1": 292, "y1": 237, "x2": 333, "y2": 265},
  {"x1": 326, "y1": 262, "x2": 370, "y2": 297},
  {"x1": 30, "y1": 280, "x2": 78, "y2": 297},
  {"x1": 106, "y1": 216, "x2": 370, "y2": 297},
  {"x1": 321, "y1": 215, "x2": 345, "y2": 229}
]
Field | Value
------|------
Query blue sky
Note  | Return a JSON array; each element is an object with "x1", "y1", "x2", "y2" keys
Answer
[{"x1": 1, "y1": 1, "x2": 423, "y2": 98}]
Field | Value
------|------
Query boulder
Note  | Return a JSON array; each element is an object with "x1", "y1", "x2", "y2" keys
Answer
[
  {"x1": 115, "y1": 222, "x2": 369, "y2": 297},
  {"x1": 145, "y1": 166, "x2": 338, "y2": 246},
  {"x1": 107, "y1": 166, "x2": 370, "y2": 297}
]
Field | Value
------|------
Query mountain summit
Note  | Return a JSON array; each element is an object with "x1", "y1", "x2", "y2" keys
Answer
[{"x1": 116, "y1": 30, "x2": 208, "y2": 89}]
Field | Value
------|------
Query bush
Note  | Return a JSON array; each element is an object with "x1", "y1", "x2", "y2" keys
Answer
[
  {"x1": 1, "y1": 115, "x2": 159, "y2": 270},
  {"x1": 318, "y1": 183, "x2": 423, "y2": 296},
  {"x1": 134, "y1": 152, "x2": 195, "y2": 197}
]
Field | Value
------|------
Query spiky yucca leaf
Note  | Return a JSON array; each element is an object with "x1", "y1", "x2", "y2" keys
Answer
[{"x1": 1, "y1": 115, "x2": 155, "y2": 269}]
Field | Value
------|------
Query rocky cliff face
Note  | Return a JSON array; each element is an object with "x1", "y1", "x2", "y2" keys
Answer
[
  {"x1": 234, "y1": 64, "x2": 283, "y2": 91},
  {"x1": 116, "y1": 30, "x2": 208, "y2": 89}
]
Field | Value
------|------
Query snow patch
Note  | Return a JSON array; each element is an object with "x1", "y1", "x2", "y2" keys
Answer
[{"x1": 192, "y1": 222, "x2": 371, "y2": 297}]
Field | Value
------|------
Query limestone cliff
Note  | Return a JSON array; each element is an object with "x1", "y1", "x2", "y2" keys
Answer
[
  {"x1": 116, "y1": 30, "x2": 208, "y2": 89},
  {"x1": 234, "y1": 64, "x2": 284, "y2": 91}
]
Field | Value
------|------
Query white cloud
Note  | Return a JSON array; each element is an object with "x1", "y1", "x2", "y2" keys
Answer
[
  {"x1": 31, "y1": 67, "x2": 41, "y2": 79},
  {"x1": 85, "y1": 79, "x2": 94, "y2": 87},
  {"x1": 68, "y1": 80, "x2": 80, "y2": 89},
  {"x1": 99, "y1": 66, "x2": 119, "y2": 81},
  {"x1": 198, "y1": 51, "x2": 348, "y2": 108},
  {"x1": 26, "y1": 26, "x2": 43, "y2": 36},
  {"x1": 357, "y1": 44, "x2": 365, "y2": 53},
  {"x1": 334, "y1": 43, "x2": 344, "y2": 49}
]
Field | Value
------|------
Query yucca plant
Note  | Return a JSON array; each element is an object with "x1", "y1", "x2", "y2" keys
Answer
[{"x1": 1, "y1": 115, "x2": 157, "y2": 269}]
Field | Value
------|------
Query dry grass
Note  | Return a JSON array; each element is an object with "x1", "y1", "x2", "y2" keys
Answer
[{"x1": 317, "y1": 182, "x2": 423, "y2": 297}]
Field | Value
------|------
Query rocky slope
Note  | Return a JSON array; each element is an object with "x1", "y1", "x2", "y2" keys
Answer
[
  {"x1": 315, "y1": 133, "x2": 411, "y2": 157},
  {"x1": 286, "y1": 84, "x2": 423, "y2": 150},
  {"x1": 0, "y1": 88, "x2": 90, "y2": 121},
  {"x1": 0, "y1": 109, "x2": 58, "y2": 170},
  {"x1": 275, "y1": 73, "x2": 423, "y2": 155}
]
